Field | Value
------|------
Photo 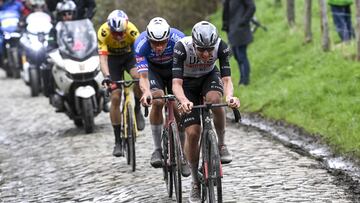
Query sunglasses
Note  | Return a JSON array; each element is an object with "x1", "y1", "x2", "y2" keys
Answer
[
  {"x1": 111, "y1": 31, "x2": 125, "y2": 38},
  {"x1": 149, "y1": 39, "x2": 168, "y2": 46},
  {"x1": 62, "y1": 11, "x2": 73, "y2": 16},
  {"x1": 195, "y1": 46, "x2": 215, "y2": 52}
]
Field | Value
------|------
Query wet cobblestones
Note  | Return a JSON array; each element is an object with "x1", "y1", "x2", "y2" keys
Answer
[{"x1": 0, "y1": 71, "x2": 357, "y2": 202}]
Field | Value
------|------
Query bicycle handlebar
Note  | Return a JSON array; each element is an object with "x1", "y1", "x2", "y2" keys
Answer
[
  {"x1": 192, "y1": 103, "x2": 241, "y2": 123},
  {"x1": 105, "y1": 79, "x2": 139, "y2": 97},
  {"x1": 143, "y1": 94, "x2": 177, "y2": 118}
]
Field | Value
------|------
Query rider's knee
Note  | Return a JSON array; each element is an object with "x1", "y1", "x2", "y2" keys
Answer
[{"x1": 152, "y1": 98, "x2": 165, "y2": 107}]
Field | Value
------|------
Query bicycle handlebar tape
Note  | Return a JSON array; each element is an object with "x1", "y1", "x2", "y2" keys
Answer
[{"x1": 233, "y1": 109, "x2": 241, "y2": 123}]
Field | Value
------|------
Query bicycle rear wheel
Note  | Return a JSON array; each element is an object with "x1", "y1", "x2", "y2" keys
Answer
[
  {"x1": 126, "y1": 104, "x2": 136, "y2": 172},
  {"x1": 162, "y1": 129, "x2": 173, "y2": 197},
  {"x1": 207, "y1": 130, "x2": 222, "y2": 203},
  {"x1": 171, "y1": 122, "x2": 182, "y2": 202}
]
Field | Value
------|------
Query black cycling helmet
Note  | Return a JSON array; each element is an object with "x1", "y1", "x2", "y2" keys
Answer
[
  {"x1": 56, "y1": 0, "x2": 76, "y2": 17},
  {"x1": 192, "y1": 21, "x2": 219, "y2": 48}
]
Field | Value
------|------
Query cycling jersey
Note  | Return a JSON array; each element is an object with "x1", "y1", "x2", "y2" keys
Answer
[
  {"x1": 97, "y1": 21, "x2": 139, "y2": 55},
  {"x1": 172, "y1": 36, "x2": 231, "y2": 79},
  {"x1": 134, "y1": 28, "x2": 185, "y2": 73}
]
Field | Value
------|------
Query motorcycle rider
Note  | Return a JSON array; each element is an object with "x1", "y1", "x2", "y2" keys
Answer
[
  {"x1": 0, "y1": 0, "x2": 23, "y2": 68},
  {"x1": 97, "y1": 10, "x2": 145, "y2": 157},
  {"x1": 45, "y1": 0, "x2": 75, "y2": 104},
  {"x1": 45, "y1": 0, "x2": 96, "y2": 20}
]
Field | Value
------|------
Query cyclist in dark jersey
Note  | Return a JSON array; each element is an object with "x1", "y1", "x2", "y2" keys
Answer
[
  {"x1": 172, "y1": 21, "x2": 240, "y2": 203},
  {"x1": 134, "y1": 17, "x2": 190, "y2": 176}
]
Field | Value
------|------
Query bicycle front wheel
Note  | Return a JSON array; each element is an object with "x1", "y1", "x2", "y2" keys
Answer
[
  {"x1": 171, "y1": 122, "x2": 182, "y2": 202},
  {"x1": 162, "y1": 129, "x2": 173, "y2": 198},
  {"x1": 207, "y1": 130, "x2": 222, "y2": 203},
  {"x1": 126, "y1": 104, "x2": 136, "y2": 172}
]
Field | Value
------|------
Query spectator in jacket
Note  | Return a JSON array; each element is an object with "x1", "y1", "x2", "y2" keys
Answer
[
  {"x1": 222, "y1": 0, "x2": 255, "y2": 86},
  {"x1": 328, "y1": 0, "x2": 354, "y2": 42}
]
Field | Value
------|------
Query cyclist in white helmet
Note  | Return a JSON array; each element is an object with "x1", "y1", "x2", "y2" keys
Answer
[
  {"x1": 172, "y1": 21, "x2": 240, "y2": 203},
  {"x1": 134, "y1": 17, "x2": 190, "y2": 176},
  {"x1": 97, "y1": 9, "x2": 145, "y2": 157}
]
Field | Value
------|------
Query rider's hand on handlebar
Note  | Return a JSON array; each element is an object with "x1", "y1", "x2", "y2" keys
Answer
[
  {"x1": 101, "y1": 75, "x2": 112, "y2": 88},
  {"x1": 179, "y1": 100, "x2": 193, "y2": 114},
  {"x1": 226, "y1": 96, "x2": 240, "y2": 109},
  {"x1": 140, "y1": 92, "x2": 152, "y2": 107}
]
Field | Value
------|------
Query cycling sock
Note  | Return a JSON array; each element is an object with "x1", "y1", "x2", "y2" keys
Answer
[
  {"x1": 189, "y1": 162, "x2": 199, "y2": 184},
  {"x1": 151, "y1": 124, "x2": 162, "y2": 150},
  {"x1": 113, "y1": 124, "x2": 122, "y2": 144}
]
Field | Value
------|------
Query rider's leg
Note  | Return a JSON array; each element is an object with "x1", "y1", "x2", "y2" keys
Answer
[
  {"x1": 149, "y1": 89, "x2": 165, "y2": 167},
  {"x1": 205, "y1": 91, "x2": 225, "y2": 146},
  {"x1": 129, "y1": 67, "x2": 145, "y2": 131},
  {"x1": 110, "y1": 89, "x2": 123, "y2": 157},
  {"x1": 184, "y1": 124, "x2": 201, "y2": 184}
]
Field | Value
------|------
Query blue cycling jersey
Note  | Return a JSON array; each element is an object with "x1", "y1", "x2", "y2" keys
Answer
[{"x1": 134, "y1": 28, "x2": 185, "y2": 73}]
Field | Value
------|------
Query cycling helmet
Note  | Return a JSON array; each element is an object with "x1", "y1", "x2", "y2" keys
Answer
[
  {"x1": 192, "y1": 21, "x2": 219, "y2": 48},
  {"x1": 56, "y1": 0, "x2": 76, "y2": 15},
  {"x1": 146, "y1": 17, "x2": 170, "y2": 42},
  {"x1": 107, "y1": 10, "x2": 128, "y2": 32}
]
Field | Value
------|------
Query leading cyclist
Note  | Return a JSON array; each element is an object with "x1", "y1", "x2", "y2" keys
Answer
[
  {"x1": 172, "y1": 21, "x2": 240, "y2": 203},
  {"x1": 135, "y1": 17, "x2": 190, "y2": 176},
  {"x1": 97, "y1": 10, "x2": 145, "y2": 157}
]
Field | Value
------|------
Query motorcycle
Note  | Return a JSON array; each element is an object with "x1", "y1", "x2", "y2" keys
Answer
[
  {"x1": 0, "y1": 8, "x2": 22, "y2": 78},
  {"x1": 48, "y1": 19, "x2": 105, "y2": 133},
  {"x1": 20, "y1": 11, "x2": 53, "y2": 97}
]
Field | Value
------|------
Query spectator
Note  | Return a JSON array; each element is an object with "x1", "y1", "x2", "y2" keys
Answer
[
  {"x1": 222, "y1": 0, "x2": 255, "y2": 86},
  {"x1": 328, "y1": 0, "x2": 355, "y2": 43}
]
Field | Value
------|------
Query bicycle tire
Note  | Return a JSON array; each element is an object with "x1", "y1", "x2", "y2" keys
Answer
[
  {"x1": 126, "y1": 104, "x2": 136, "y2": 172},
  {"x1": 171, "y1": 122, "x2": 182, "y2": 202},
  {"x1": 162, "y1": 129, "x2": 173, "y2": 197},
  {"x1": 208, "y1": 130, "x2": 223, "y2": 203}
]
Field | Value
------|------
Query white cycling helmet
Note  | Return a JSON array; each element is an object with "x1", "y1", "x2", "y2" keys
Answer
[
  {"x1": 107, "y1": 10, "x2": 128, "y2": 32},
  {"x1": 146, "y1": 17, "x2": 170, "y2": 42},
  {"x1": 192, "y1": 21, "x2": 218, "y2": 48}
]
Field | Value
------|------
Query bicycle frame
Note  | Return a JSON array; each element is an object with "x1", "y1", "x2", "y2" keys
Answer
[
  {"x1": 151, "y1": 94, "x2": 184, "y2": 202},
  {"x1": 110, "y1": 79, "x2": 139, "y2": 171},
  {"x1": 192, "y1": 103, "x2": 240, "y2": 203}
]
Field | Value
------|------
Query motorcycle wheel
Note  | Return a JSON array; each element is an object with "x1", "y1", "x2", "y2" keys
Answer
[
  {"x1": 82, "y1": 97, "x2": 95, "y2": 134},
  {"x1": 29, "y1": 68, "x2": 40, "y2": 97},
  {"x1": 10, "y1": 48, "x2": 20, "y2": 79}
]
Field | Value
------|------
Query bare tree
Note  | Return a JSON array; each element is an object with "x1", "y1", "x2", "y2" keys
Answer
[
  {"x1": 304, "y1": 0, "x2": 312, "y2": 43},
  {"x1": 319, "y1": 0, "x2": 330, "y2": 51},
  {"x1": 287, "y1": 0, "x2": 295, "y2": 27},
  {"x1": 356, "y1": 0, "x2": 360, "y2": 60}
]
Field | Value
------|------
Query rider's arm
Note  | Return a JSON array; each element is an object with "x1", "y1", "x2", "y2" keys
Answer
[
  {"x1": 172, "y1": 42, "x2": 192, "y2": 112},
  {"x1": 97, "y1": 24, "x2": 110, "y2": 77},
  {"x1": 218, "y1": 40, "x2": 240, "y2": 108}
]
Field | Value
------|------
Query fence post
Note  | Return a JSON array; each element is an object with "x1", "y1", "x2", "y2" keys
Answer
[
  {"x1": 356, "y1": 0, "x2": 360, "y2": 60},
  {"x1": 304, "y1": 0, "x2": 312, "y2": 43},
  {"x1": 287, "y1": 0, "x2": 295, "y2": 27},
  {"x1": 319, "y1": 0, "x2": 331, "y2": 51}
]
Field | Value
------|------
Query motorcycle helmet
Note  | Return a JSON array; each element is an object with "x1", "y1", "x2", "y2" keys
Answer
[
  {"x1": 146, "y1": 17, "x2": 170, "y2": 42},
  {"x1": 56, "y1": 0, "x2": 76, "y2": 18},
  {"x1": 107, "y1": 10, "x2": 128, "y2": 33}
]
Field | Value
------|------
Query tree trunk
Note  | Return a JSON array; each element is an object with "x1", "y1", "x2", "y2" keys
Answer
[
  {"x1": 319, "y1": 0, "x2": 330, "y2": 51},
  {"x1": 287, "y1": 0, "x2": 295, "y2": 27},
  {"x1": 304, "y1": 0, "x2": 312, "y2": 43},
  {"x1": 356, "y1": 0, "x2": 360, "y2": 60}
]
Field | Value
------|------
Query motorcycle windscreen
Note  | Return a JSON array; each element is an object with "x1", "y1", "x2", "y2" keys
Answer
[{"x1": 57, "y1": 19, "x2": 98, "y2": 61}]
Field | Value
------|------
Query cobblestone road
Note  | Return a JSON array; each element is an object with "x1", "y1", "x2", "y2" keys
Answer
[{"x1": 0, "y1": 71, "x2": 357, "y2": 202}]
